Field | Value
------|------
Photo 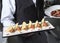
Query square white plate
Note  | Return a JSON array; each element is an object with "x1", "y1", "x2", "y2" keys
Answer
[{"x1": 3, "y1": 21, "x2": 55, "y2": 37}]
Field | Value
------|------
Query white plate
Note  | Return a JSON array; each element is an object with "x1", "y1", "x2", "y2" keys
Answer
[
  {"x1": 45, "y1": 5, "x2": 60, "y2": 18},
  {"x1": 3, "y1": 21, "x2": 55, "y2": 37}
]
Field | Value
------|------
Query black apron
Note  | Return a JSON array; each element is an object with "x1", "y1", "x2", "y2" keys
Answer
[{"x1": 14, "y1": 0, "x2": 45, "y2": 24}]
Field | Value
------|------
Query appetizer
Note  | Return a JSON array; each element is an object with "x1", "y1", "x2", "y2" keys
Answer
[
  {"x1": 6, "y1": 26, "x2": 16, "y2": 33},
  {"x1": 41, "y1": 18, "x2": 48, "y2": 27},
  {"x1": 21, "y1": 22, "x2": 28, "y2": 30},
  {"x1": 15, "y1": 23, "x2": 21, "y2": 31},
  {"x1": 5, "y1": 18, "x2": 49, "y2": 33},
  {"x1": 28, "y1": 21, "x2": 35, "y2": 29},
  {"x1": 42, "y1": 21, "x2": 48, "y2": 27},
  {"x1": 35, "y1": 20, "x2": 41, "y2": 28}
]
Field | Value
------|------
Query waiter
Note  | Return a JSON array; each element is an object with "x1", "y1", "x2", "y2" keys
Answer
[{"x1": 1, "y1": 0, "x2": 48, "y2": 43}]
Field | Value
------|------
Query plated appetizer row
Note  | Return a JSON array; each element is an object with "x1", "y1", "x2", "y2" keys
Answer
[{"x1": 5, "y1": 18, "x2": 48, "y2": 33}]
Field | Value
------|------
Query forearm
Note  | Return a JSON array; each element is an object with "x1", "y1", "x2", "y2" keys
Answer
[{"x1": 1, "y1": 0, "x2": 16, "y2": 27}]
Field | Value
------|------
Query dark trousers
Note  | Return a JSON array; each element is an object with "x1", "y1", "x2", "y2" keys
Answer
[{"x1": 8, "y1": 32, "x2": 48, "y2": 43}]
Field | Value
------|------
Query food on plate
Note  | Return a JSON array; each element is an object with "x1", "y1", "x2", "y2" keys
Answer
[
  {"x1": 37, "y1": 23, "x2": 41, "y2": 28},
  {"x1": 51, "y1": 9, "x2": 60, "y2": 17},
  {"x1": 41, "y1": 21, "x2": 48, "y2": 27},
  {"x1": 4, "y1": 18, "x2": 55, "y2": 37},
  {"x1": 5, "y1": 18, "x2": 49, "y2": 33},
  {"x1": 16, "y1": 27, "x2": 21, "y2": 31},
  {"x1": 35, "y1": 21, "x2": 41, "y2": 28},
  {"x1": 9, "y1": 28, "x2": 15, "y2": 33},
  {"x1": 15, "y1": 23, "x2": 21, "y2": 31},
  {"x1": 15, "y1": 23, "x2": 19, "y2": 29},
  {"x1": 41, "y1": 18, "x2": 45, "y2": 23},
  {"x1": 30, "y1": 24, "x2": 35, "y2": 29},
  {"x1": 28, "y1": 21, "x2": 35, "y2": 29},
  {"x1": 35, "y1": 20, "x2": 38, "y2": 28},
  {"x1": 41, "y1": 18, "x2": 48, "y2": 27},
  {"x1": 28, "y1": 21, "x2": 32, "y2": 28},
  {"x1": 6, "y1": 23, "x2": 21, "y2": 32},
  {"x1": 6, "y1": 26, "x2": 16, "y2": 33},
  {"x1": 21, "y1": 22, "x2": 28, "y2": 30}
]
